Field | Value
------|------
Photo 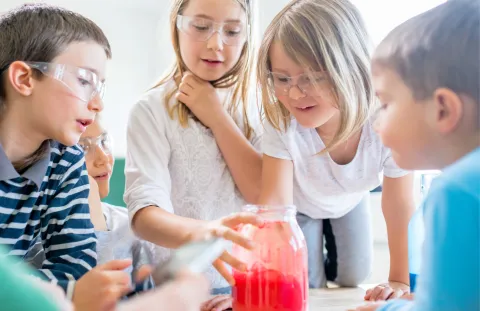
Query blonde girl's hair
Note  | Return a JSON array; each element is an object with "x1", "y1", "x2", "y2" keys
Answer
[
  {"x1": 153, "y1": 0, "x2": 255, "y2": 139},
  {"x1": 257, "y1": 0, "x2": 375, "y2": 153}
]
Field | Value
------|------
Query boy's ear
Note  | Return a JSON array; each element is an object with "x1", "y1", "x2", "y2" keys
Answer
[
  {"x1": 7, "y1": 61, "x2": 35, "y2": 97},
  {"x1": 432, "y1": 87, "x2": 463, "y2": 134}
]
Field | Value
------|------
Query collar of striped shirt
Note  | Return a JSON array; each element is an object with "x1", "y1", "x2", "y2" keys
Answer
[{"x1": 0, "y1": 141, "x2": 51, "y2": 189}]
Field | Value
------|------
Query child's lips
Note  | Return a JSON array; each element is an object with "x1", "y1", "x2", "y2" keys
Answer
[
  {"x1": 295, "y1": 105, "x2": 315, "y2": 111},
  {"x1": 94, "y1": 172, "x2": 110, "y2": 180}
]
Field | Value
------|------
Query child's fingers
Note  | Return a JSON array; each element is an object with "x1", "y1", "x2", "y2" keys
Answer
[
  {"x1": 212, "y1": 260, "x2": 235, "y2": 286},
  {"x1": 182, "y1": 71, "x2": 203, "y2": 86},
  {"x1": 98, "y1": 259, "x2": 133, "y2": 271},
  {"x1": 364, "y1": 288, "x2": 373, "y2": 300},
  {"x1": 389, "y1": 288, "x2": 405, "y2": 299},
  {"x1": 202, "y1": 295, "x2": 230, "y2": 310},
  {"x1": 369, "y1": 286, "x2": 385, "y2": 301},
  {"x1": 178, "y1": 81, "x2": 194, "y2": 95},
  {"x1": 104, "y1": 270, "x2": 132, "y2": 287},
  {"x1": 401, "y1": 293, "x2": 415, "y2": 300},
  {"x1": 378, "y1": 287, "x2": 393, "y2": 301},
  {"x1": 218, "y1": 251, "x2": 247, "y2": 272},
  {"x1": 215, "y1": 227, "x2": 254, "y2": 250},
  {"x1": 134, "y1": 265, "x2": 153, "y2": 283},
  {"x1": 175, "y1": 91, "x2": 189, "y2": 104},
  {"x1": 102, "y1": 284, "x2": 133, "y2": 308},
  {"x1": 210, "y1": 296, "x2": 232, "y2": 311}
]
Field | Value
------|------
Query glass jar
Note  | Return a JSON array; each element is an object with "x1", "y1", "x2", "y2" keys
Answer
[{"x1": 232, "y1": 205, "x2": 308, "y2": 311}]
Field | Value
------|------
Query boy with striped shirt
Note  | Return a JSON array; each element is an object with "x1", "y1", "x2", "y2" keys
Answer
[{"x1": 0, "y1": 4, "x2": 136, "y2": 310}]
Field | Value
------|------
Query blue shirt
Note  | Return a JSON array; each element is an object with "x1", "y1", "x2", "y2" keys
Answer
[
  {"x1": 379, "y1": 147, "x2": 480, "y2": 311},
  {"x1": 0, "y1": 140, "x2": 97, "y2": 299}
]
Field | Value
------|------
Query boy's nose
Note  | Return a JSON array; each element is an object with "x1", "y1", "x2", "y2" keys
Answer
[{"x1": 88, "y1": 94, "x2": 104, "y2": 113}]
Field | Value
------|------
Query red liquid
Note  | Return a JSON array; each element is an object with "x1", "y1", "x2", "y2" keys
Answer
[{"x1": 233, "y1": 268, "x2": 307, "y2": 311}]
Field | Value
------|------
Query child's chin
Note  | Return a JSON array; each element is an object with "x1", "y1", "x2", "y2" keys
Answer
[
  {"x1": 58, "y1": 134, "x2": 81, "y2": 147},
  {"x1": 194, "y1": 68, "x2": 228, "y2": 82},
  {"x1": 99, "y1": 187, "x2": 109, "y2": 200},
  {"x1": 391, "y1": 153, "x2": 420, "y2": 171}
]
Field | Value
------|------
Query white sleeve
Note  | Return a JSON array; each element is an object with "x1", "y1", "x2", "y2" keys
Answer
[
  {"x1": 124, "y1": 96, "x2": 174, "y2": 222},
  {"x1": 382, "y1": 146, "x2": 410, "y2": 178},
  {"x1": 261, "y1": 120, "x2": 292, "y2": 160}
]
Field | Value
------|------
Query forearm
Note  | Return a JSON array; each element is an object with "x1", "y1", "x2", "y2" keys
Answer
[
  {"x1": 257, "y1": 155, "x2": 294, "y2": 205},
  {"x1": 383, "y1": 204, "x2": 413, "y2": 284},
  {"x1": 211, "y1": 115, "x2": 262, "y2": 203},
  {"x1": 387, "y1": 232, "x2": 409, "y2": 284},
  {"x1": 131, "y1": 206, "x2": 206, "y2": 249}
]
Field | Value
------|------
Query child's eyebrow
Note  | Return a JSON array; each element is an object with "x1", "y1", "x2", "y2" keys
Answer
[
  {"x1": 82, "y1": 66, "x2": 106, "y2": 82},
  {"x1": 193, "y1": 13, "x2": 242, "y2": 23},
  {"x1": 271, "y1": 68, "x2": 290, "y2": 75}
]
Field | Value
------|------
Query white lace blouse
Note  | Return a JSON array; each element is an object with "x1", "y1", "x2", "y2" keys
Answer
[{"x1": 124, "y1": 79, "x2": 262, "y2": 289}]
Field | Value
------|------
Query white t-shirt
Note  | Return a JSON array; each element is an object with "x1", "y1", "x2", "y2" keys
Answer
[
  {"x1": 262, "y1": 118, "x2": 408, "y2": 219},
  {"x1": 124, "y1": 80, "x2": 262, "y2": 288}
]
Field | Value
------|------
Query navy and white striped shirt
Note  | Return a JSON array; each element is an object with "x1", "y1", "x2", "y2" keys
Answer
[{"x1": 0, "y1": 140, "x2": 97, "y2": 299}]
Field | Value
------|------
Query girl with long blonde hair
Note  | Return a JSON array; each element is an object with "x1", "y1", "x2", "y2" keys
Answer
[
  {"x1": 124, "y1": 0, "x2": 262, "y2": 308},
  {"x1": 258, "y1": 0, "x2": 415, "y2": 302}
]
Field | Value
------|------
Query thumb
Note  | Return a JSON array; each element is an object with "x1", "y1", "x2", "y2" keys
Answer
[{"x1": 97, "y1": 259, "x2": 133, "y2": 271}]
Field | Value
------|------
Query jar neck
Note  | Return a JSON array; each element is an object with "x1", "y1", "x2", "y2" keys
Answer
[{"x1": 242, "y1": 205, "x2": 297, "y2": 221}]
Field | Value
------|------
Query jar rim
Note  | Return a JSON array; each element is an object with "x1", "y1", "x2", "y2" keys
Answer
[{"x1": 242, "y1": 204, "x2": 297, "y2": 214}]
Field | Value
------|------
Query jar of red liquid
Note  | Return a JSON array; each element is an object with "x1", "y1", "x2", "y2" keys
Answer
[{"x1": 232, "y1": 205, "x2": 308, "y2": 311}]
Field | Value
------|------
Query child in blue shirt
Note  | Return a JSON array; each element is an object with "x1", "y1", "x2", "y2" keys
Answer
[{"x1": 355, "y1": 0, "x2": 480, "y2": 310}]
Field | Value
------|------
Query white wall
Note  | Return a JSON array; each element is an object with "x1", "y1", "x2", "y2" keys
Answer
[{"x1": 1, "y1": 0, "x2": 445, "y2": 157}]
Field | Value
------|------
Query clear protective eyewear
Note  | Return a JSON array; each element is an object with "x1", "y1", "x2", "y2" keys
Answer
[
  {"x1": 176, "y1": 15, "x2": 247, "y2": 46},
  {"x1": 25, "y1": 61, "x2": 105, "y2": 103},
  {"x1": 78, "y1": 132, "x2": 113, "y2": 161},
  {"x1": 268, "y1": 71, "x2": 327, "y2": 97}
]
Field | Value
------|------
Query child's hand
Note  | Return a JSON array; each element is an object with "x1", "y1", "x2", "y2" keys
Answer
[
  {"x1": 117, "y1": 269, "x2": 209, "y2": 311},
  {"x1": 176, "y1": 72, "x2": 228, "y2": 131},
  {"x1": 365, "y1": 282, "x2": 410, "y2": 301},
  {"x1": 186, "y1": 212, "x2": 263, "y2": 285},
  {"x1": 401, "y1": 293, "x2": 415, "y2": 300},
  {"x1": 134, "y1": 265, "x2": 154, "y2": 283},
  {"x1": 73, "y1": 259, "x2": 133, "y2": 311},
  {"x1": 201, "y1": 295, "x2": 232, "y2": 311}
]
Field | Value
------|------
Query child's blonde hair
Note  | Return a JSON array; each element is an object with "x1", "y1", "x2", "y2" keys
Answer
[
  {"x1": 153, "y1": 0, "x2": 255, "y2": 139},
  {"x1": 258, "y1": 0, "x2": 375, "y2": 152}
]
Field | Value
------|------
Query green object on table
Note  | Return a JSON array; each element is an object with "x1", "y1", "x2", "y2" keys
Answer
[
  {"x1": 0, "y1": 246, "x2": 59, "y2": 311},
  {"x1": 103, "y1": 157, "x2": 127, "y2": 208}
]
